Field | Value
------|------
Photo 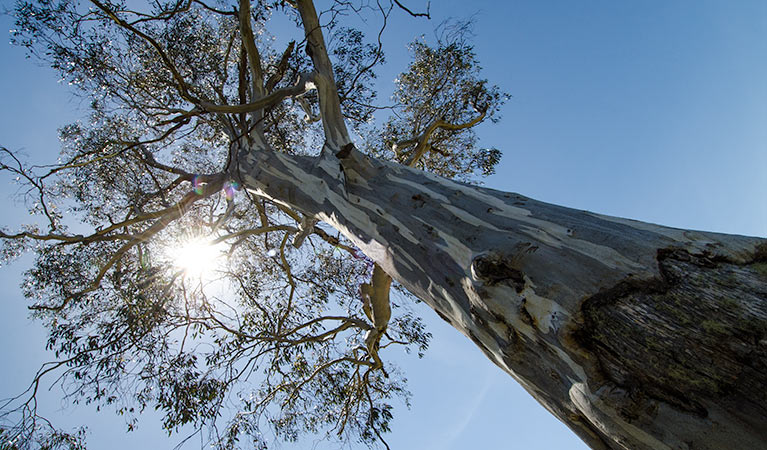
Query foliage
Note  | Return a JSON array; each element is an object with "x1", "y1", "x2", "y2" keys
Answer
[
  {"x1": 373, "y1": 21, "x2": 508, "y2": 179},
  {"x1": 0, "y1": 0, "x2": 506, "y2": 448}
]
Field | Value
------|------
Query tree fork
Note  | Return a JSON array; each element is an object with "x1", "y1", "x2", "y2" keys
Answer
[{"x1": 238, "y1": 144, "x2": 767, "y2": 450}]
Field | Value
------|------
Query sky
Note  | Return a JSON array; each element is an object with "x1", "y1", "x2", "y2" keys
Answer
[{"x1": 0, "y1": 0, "x2": 766, "y2": 449}]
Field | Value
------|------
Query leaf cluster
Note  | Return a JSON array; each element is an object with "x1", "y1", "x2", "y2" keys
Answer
[{"x1": 1, "y1": 1, "x2": 503, "y2": 449}]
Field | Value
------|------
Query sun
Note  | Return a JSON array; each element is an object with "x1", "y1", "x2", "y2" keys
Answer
[{"x1": 172, "y1": 238, "x2": 225, "y2": 278}]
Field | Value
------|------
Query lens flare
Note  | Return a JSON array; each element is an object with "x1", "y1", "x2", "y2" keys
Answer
[
  {"x1": 192, "y1": 176, "x2": 205, "y2": 195},
  {"x1": 223, "y1": 181, "x2": 239, "y2": 201}
]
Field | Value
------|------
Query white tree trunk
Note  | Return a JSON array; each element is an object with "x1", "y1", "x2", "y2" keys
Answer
[{"x1": 238, "y1": 146, "x2": 767, "y2": 450}]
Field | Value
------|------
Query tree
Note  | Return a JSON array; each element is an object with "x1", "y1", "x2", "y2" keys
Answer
[{"x1": 0, "y1": 1, "x2": 765, "y2": 449}]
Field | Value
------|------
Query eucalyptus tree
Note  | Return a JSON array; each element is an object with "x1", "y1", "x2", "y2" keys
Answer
[{"x1": 1, "y1": 1, "x2": 765, "y2": 450}]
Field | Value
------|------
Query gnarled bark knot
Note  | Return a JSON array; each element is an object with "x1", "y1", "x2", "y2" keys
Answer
[{"x1": 471, "y1": 245, "x2": 536, "y2": 292}]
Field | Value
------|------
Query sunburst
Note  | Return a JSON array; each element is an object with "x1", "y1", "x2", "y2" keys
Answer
[{"x1": 171, "y1": 237, "x2": 225, "y2": 279}]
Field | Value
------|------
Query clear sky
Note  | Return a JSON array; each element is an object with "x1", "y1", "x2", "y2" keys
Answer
[{"x1": 1, "y1": 1, "x2": 765, "y2": 449}]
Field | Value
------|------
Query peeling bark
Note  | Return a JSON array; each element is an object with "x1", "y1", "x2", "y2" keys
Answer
[{"x1": 238, "y1": 145, "x2": 766, "y2": 450}]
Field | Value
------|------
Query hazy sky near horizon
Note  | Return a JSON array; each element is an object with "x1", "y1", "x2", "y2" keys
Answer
[{"x1": 1, "y1": 1, "x2": 765, "y2": 449}]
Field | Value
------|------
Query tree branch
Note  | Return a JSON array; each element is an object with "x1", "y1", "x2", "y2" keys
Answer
[
  {"x1": 90, "y1": 0, "x2": 201, "y2": 105},
  {"x1": 360, "y1": 264, "x2": 392, "y2": 371},
  {"x1": 295, "y1": 0, "x2": 352, "y2": 148},
  {"x1": 265, "y1": 41, "x2": 296, "y2": 92},
  {"x1": 392, "y1": 0, "x2": 430, "y2": 18},
  {"x1": 30, "y1": 179, "x2": 223, "y2": 311},
  {"x1": 238, "y1": 0, "x2": 265, "y2": 102},
  {"x1": 210, "y1": 225, "x2": 298, "y2": 245},
  {"x1": 403, "y1": 111, "x2": 487, "y2": 167},
  {"x1": 199, "y1": 72, "x2": 316, "y2": 114}
]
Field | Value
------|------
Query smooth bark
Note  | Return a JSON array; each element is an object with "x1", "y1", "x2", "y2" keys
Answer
[{"x1": 238, "y1": 145, "x2": 767, "y2": 450}]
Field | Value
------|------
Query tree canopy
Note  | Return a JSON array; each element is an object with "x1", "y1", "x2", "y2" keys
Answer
[{"x1": 0, "y1": 1, "x2": 508, "y2": 448}]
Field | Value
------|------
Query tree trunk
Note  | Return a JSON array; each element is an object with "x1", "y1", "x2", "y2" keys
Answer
[{"x1": 238, "y1": 146, "x2": 767, "y2": 450}]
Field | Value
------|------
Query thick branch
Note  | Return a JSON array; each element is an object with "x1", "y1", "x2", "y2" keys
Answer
[
  {"x1": 295, "y1": 0, "x2": 352, "y2": 148},
  {"x1": 360, "y1": 264, "x2": 392, "y2": 370},
  {"x1": 402, "y1": 112, "x2": 487, "y2": 167},
  {"x1": 292, "y1": 215, "x2": 318, "y2": 248},
  {"x1": 265, "y1": 41, "x2": 296, "y2": 92},
  {"x1": 238, "y1": 0, "x2": 265, "y2": 102}
]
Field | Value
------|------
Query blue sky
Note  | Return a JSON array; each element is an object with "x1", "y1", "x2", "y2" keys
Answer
[{"x1": 1, "y1": 1, "x2": 765, "y2": 449}]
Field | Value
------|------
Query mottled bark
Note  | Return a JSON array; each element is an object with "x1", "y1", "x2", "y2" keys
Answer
[{"x1": 237, "y1": 145, "x2": 767, "y2": 450}]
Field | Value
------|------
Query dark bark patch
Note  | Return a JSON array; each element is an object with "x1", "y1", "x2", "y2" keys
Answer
[
  {"x1": 422, "y1": 223, "x2": 438, "y2": 238},
  {"x1": 469, "y1": 305, "x2": 489, "y2": 328},
  {"x1": 578, "y1": 249, "x2": 767, "y2": 422},
  {"x1": 519, "y1": 298, "x2": 537, "y2": 327},
  {"x1": 471, "y1": 251, "x2": 525, "y2": 292},
  {"x1": 751, "y1": 262, "x2": 767, "y2": 279},
  {"x1": 411, "y1": 193, "x2": 426, "y2": 208},
  {"x1": 752, "y1": 242, "x2": 767, "y2": 261},
  {"x1": 335, "y1": 142, "x2": 355, "y2": 159}
]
